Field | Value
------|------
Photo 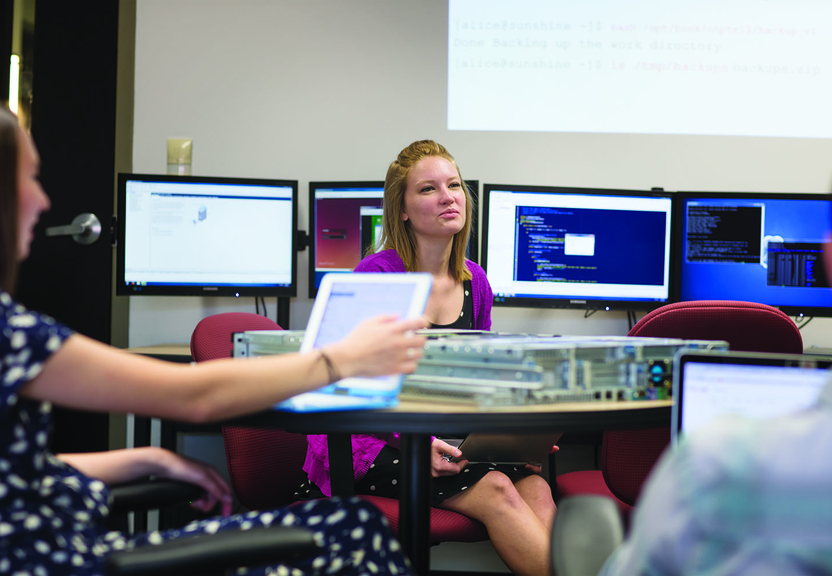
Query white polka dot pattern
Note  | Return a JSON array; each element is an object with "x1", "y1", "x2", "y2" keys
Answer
[{"x1": 0, "y1": 292, "x2": 412, "y2": 575}]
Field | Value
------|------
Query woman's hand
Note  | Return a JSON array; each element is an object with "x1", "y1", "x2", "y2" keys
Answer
[
  {"x1": 155, "y1": 449, "x2": 233, "y2": 516},
  {"x1": 325, "y1": 315, "x2": 428, "y2": 380},
  {"x1": 57, "y1": 447, "x2": 233, "y2": 516},
  {"x1": 430, "y1": 439, "x2": 469, "y2": 478}
]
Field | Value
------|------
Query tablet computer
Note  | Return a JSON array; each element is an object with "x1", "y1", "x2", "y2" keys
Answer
[
  {"x1": 450, "y1": 432, "x2": 563, "y2": 466},
  {"x1": 275, "y1": 272, "x2": 432, "y2": 412}
]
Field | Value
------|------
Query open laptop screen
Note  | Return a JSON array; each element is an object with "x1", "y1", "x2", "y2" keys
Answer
[
  {"x1": 674, "y1": 352, "x2": 832, "y2": 443},
  {"x1": 275, "y1": 272, "x2": 432, "y2": 412}
]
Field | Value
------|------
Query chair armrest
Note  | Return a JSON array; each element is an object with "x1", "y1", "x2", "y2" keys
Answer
[
  {"x1": 551, "y1": 495, "x2": 624, "y2": 576},
  {"x1": 108, "y1": 478, "x2": 205, "y2": 514},
  {"x1": 105, "y1": 525, "x2": 320, "y2": 576}
]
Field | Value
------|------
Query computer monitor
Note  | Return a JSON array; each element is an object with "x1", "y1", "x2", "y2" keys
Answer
[
  {"x1": 673, "y1": 351, "x2": 832, "y2": 445},
  {"x1": 308, "y1": 180, "x2": 480, "y2": 297},
  {"x1": 481, "y1": 184, "x2": 674, "y2": 311},
  {"x1": 116, "y1": 173, "x2": 298, "y2": 297},
  {"x1": 675, "y1": 192, "x2": 832, "y2": 316}
]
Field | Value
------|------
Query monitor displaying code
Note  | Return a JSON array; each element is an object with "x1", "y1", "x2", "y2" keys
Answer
[{"x1": 483, "y1": 185, "x2": 673, "y2": 310}]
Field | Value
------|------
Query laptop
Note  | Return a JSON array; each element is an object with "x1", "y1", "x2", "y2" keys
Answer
[
  {"x1": 672, "y1": 350, "x2": 832, "y2": 446},
  {"x1": 275, "y1": 272, "x2": 432, "y2": 412}
]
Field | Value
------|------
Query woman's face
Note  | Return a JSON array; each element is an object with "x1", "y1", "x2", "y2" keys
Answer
[
  {"x1": 16, "y1": 128, "x2": 49, "y2": 260},
  {"x1": 401, "y1": 156, "x2": 466, "y2": 241}
]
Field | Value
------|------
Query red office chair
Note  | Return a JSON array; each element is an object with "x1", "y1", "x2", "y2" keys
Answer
[
  {"x1": 190, "y1": 312, "x2": 300, "y2": 512},
  {"x1": 555, "y1": 301, "x2": 804, "y2": 523},
  {"x1": 190, "y1": 312, "x2": 488, "y2": 543}
]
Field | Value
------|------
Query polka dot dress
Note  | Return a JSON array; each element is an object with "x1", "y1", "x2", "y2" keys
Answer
[
  {"x1": 298, "y1": 445, "x2": 534, "y2": 508},
  {"x1": 356, "y1": 446, "x2": 533, "y2": 506},
  {"x1": 0, "y1": 292, "x2": 412, "y2": 576}
]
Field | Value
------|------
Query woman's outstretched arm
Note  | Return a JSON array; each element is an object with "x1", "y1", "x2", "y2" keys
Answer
[{"x1": 20, "y1": 314, "x2": 426, "y2": 423}]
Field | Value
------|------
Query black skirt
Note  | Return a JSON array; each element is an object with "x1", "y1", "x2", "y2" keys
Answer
[{"x1": 296, "y1": 445, "x2": 535, "y2": 507}]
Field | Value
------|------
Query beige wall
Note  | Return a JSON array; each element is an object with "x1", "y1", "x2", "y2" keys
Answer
[{"x1": 130, "y1": 0, "x2": 832, "y2": 348}]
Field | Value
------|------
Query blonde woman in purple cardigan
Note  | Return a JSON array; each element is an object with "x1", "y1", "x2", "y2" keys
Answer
[{"x1": 303, "y1": 141, "x2": 557, "y2": 576}]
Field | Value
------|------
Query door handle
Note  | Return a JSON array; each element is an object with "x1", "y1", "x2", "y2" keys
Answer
[{"x1": 45, "y1": 213, "x2": 102, "y2": 245}]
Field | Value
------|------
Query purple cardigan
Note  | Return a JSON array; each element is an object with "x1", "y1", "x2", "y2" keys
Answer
[
  {"x1": 303, "y1": 249, "x2": 494, "y2": 495},
  {"x1": 353, "y1": 249, "x2": 492, "y2": 330}
]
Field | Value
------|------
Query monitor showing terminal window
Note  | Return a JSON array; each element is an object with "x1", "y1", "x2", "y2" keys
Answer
[
  {"x1": 481, "y1": 184, "x2": 674, "y2": 311},
  {"x1": 116, "y1": 173, "x2": 298, "y2": 297},
  {"x1": 675, "y1": 192, "x2": 832, "y2": 317},
  {"x1": 309, "y1": 180, "x2": 480, "y2": 298}
]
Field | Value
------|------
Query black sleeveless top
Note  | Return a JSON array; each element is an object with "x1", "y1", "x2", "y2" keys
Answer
[{"x1": 430, "y1": 279, "x2": 473, "y2": 330}]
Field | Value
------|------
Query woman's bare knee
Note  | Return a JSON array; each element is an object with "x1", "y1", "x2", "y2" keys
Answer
[
  {"x1": 478, "y1": 471, "x2": 529, "y2": 506},
  {"x1": 441, "y1": 471, "x2": 529, "y2": 521},
  {"x1": 514, "y1": 475, "x2": 555, "y2": 507},
  {"x1": 515, "y1": 474, "x2": 552, "y2": 498},
  {"x1": 479, "y1": 470, "x2": 515, "y2": 491},
  {"x1": 516, "y1": 473, "x2": 549, "y2": 490}
]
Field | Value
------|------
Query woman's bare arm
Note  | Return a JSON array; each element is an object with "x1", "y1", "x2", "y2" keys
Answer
[
  {"x1": 20, "y1": 315, "x2": 426, "y2": 423},
  {"x1": 58, "y1": 447, "x2": 234, "y2": 515}
]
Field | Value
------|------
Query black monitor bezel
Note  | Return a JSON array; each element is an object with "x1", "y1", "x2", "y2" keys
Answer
[
  {"x1": 673, "y1": 190, "x2": 832, "y2": 317},
  {"x1": 308, "y1": 180, "x2": 480, "y2": 298},
  {"x1": 116, "y1": 173, "x2": 298, "y2": 298},
  {"x1": 466, "y1": 180, "x2": 480, "y2": 265},
  {"x1": 481, "y1": 183, "x2": 676, "y2": 312}
]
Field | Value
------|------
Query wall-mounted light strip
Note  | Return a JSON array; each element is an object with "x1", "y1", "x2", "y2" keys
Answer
[{"x1": 9, "y1": 55, "x2": 19, "y2": 114}]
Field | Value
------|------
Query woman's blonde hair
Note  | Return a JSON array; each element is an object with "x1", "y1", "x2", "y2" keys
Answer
[{"x1": 379, "y1": 140, "x2": 472, "y2": 282}]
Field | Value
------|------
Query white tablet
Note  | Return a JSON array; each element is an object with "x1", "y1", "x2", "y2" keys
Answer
[{"x1": 276, "y1": 272, "x2": 432, "y2": 412}]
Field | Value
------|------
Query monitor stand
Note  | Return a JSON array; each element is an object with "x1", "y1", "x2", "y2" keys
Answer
[{"x1": 278, "y1": 296, "x2": 291, "y2": 329}]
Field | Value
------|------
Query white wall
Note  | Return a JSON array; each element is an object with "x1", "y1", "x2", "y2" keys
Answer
[{"x1": 131, "y1": 0, "x2": 832, "y2": 348}]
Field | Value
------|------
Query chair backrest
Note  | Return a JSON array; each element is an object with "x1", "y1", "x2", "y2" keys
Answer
[
  {"x1": 628, "y1": 300, "x2": 803, "y2": 353},
  {"x1": 600, "y1": 427, "x2": 671, "y2": 506},
  {"x1": 190, "y1": 312, "x2": 282, "y2": 362},
  {"x1": 190, "y1": 312, "x2": 309, "y2": 510},
  {"x1": 604, "y1": 300, "x2": 803, "y2": 506}
]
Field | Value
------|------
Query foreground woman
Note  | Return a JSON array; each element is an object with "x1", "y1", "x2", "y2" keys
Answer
[{"x1": 0, "y1": 107, "x2": 425, "y2": 575}]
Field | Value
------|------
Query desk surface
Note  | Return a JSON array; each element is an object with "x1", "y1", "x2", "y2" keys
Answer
[
  {"x1": 237, "y1": 398, "x2": 673, "y2": 435},
  {"x1": 126, "y1": 344, "x2": 191, "y2": 355},
  {"x1": 125, "y1": 344, "x2": 193, "y2": 363}
]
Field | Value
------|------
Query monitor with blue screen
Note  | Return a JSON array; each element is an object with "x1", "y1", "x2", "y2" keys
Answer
[
  {"x1": 481, "y1": 184, "x2": 674, "y2": 311},
  {"x1": 309, "y1": 180, "x2": 480, "y2": 297},
  {"x1": 675, "y1": 192, "x2": 832, "y2": 316}
]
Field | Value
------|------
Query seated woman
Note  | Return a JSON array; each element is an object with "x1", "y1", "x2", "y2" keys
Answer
[
  {"x1": 303, "y1": 140, "x2": 557, "y2": 576},
  {"x1": 0, "y1": 107, "x2": 425, "y2": 576}
]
